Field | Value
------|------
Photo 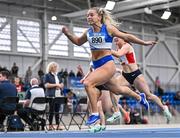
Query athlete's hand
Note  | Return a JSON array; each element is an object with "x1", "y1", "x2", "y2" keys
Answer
[
  {"x1": 80, "y1": 77, "x2": 85, "y2": 84},
  {"x1": 62, "y1": 26, "x2": 69, "y2": 35},
  {"x1": 144, "y1": 41, "x2": 157, "y2": 46}
]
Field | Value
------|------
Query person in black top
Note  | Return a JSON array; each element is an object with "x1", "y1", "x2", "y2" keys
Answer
[
  {"x1": 11, "y1": 62, "x2": 19, "y2": 77},
  {"x1": 69, "y1": 70, "x2": 75, "y2": 78}
]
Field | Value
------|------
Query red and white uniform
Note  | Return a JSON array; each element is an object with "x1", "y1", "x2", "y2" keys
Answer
[{"x1": 119, "y1": 44, "x2": 136, "y2": 65}]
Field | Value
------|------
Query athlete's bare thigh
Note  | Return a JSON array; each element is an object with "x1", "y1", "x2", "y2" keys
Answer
[
  {"x1": 116, "y1": 75, "x2": 130, "y2": 86},
  {"x1": 84, "y1": 61, "x2": 116, "y2": 86}
]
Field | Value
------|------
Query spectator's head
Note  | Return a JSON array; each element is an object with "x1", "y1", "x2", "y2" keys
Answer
[
  {"x1": 14, "y1": 77, "x2": 20, "y2": 85},
  {"x1": 28, "y1": 66, "x2": 31, "y2": 70},
  {"x1": 30, "y1": 78, "x2": 39, "y2": 86},
  {"x1": 0, "y1": 70, "x2": 10, "y2": 81},
  {"x1": 13, "y1": 62, "x2": 16, "y2": 66},
  {"x1": 67, "y1": 91, "x2": 74, "y2": 98},
  {"x1": 155, "y1": 76, "x2": 159, "y2": 80},
  {"x1": 175, "y1": 91, "x2": 180, "y2": 98},
  {"x1": 46, "y1": 62, "x2": 59, "y2": 73}
]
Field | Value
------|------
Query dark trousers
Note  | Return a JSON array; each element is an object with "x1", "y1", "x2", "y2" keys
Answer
[
  {"x1": 48, "y1": 99, "x2": 60, "y2": 125},
  {"x1": 0, "y1": 108, "x2": 14, "y2": 125},
  {"x1": 17, "y1": 107, "x2": 45, "y2": 128}
]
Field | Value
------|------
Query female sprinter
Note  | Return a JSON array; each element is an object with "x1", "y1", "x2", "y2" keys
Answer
[
  {"x1": 111, "y1": 37, "x2": 172, "y2": 123},
  {"x1": 62, "y1": 7, "x2": 156, "y2": 132}
]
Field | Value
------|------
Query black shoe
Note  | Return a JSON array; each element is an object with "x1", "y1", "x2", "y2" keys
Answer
[
  {"x1": 32, "y1": 122, "x2": 39, "y2": 131},
  {"x1": 0, "y1": 124, "x2": 4, "y2": 132},
  {"x1": 40, "y1": 119, "x2": 46, "y2": 130}
]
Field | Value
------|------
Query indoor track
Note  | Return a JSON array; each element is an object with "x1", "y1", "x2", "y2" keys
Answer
[{"x1": 0, "y1": 127, "x2": 180, "y2": 138}]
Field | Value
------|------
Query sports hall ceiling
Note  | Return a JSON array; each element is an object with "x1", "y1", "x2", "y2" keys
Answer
[{"x1": 0, "y1": 0, "x2": 180, "y2": 32}]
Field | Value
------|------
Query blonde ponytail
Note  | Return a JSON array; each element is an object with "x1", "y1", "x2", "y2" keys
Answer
[{"x1": 91, "y1": 7, "x2": 119, "y2": 27}]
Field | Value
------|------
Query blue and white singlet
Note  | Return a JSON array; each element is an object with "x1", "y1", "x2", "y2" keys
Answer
[{"x1": 87, "y1": 24, "x2": 113, "y2": 50}]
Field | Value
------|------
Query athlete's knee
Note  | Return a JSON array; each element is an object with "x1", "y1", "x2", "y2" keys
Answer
[
  {"x1": 83, "y1": 79, "x2": 93, "y2": 87},
  {"x1": 146, "y1": 93, "x2": 154, "y2": 100}
]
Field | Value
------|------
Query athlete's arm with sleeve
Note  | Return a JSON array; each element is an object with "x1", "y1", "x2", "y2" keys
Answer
[
  {"x1": 107, "y1": 25, "x2": 157, "y2": 46},
  {"x1": 62, "y1": 26, "x2": 87, "y2": 46}
]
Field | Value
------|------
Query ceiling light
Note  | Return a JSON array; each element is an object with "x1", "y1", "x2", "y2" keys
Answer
[
  {"x1": 161, "y1": 9, "x2": 171, "y2": 20},
  {"x1": 105, "y1": 1, "x2": 116, "y2": 11},
  {"x1": 144, "y1": 7, "x2": 152, "y2": 14},
  {"x1": 22, "y1": 10, "x2": 27, "y2": 15},
  {"x1": 51, "y1": 15, "x2": 57, "y2": 21}
]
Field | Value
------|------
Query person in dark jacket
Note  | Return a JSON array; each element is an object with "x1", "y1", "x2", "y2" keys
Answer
[
  {"x1": 0, "y1": 70, "x2": 17, "y2": 127},
  {"x1": 44, "y1": 62, "x2": 64, "y2": 130}
]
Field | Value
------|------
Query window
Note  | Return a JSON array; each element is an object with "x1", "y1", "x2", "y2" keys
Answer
[
  {"x1": 17, "y1": 19, "x2": 40, "y2": 53},
  {"x1": 73, "y1": 27, "x2": 90, "y2": 58},
  {"x1": 0, "y1": 17, "x2": 11, "y2": 51},
  {"x1": 48, "y1": 24, "x2": 68, "y2": 56}
]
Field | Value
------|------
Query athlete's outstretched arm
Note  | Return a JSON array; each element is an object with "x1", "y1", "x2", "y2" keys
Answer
[
  {"x1": 62, "y1": 26, "x2": 87, "y2": 46},
  {"x1": 107, "y1": 25, "x2": 157, "y2": 46}
]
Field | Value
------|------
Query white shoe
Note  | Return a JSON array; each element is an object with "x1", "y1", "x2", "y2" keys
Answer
[
  {"x1": 88, "y1": 124, "x2": 102, "y2": 133},
  {"x1": 163, "y1": 105, "x2": 172, "y2": 123},
  {"x1": 100, "y1": 125, "x2": 106, "y2": 131},
  {"x1": 107, "y1": 112, "x2": 122, "y2": 122}
]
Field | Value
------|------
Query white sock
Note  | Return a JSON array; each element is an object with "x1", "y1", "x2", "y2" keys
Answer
[
  {"x1": 95, "y1": 124, "x2": 100, "y2": 127},
  {"x1": 114, "y1": 111, "x2": 121, "y2": 115},
  {"x1": 92, "y1": 113, "x2": 99, "y2": 116}
]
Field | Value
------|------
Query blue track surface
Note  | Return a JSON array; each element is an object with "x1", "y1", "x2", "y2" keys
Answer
[{"x1": 0, "y1": 128, "x2": 180, "y2": 138}]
